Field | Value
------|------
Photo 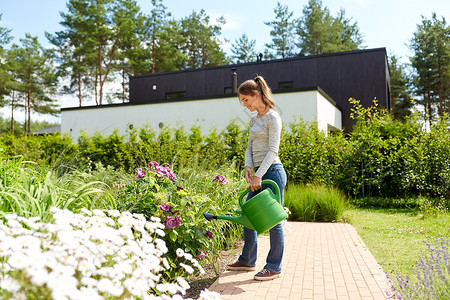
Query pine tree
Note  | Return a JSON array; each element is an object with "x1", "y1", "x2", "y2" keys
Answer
[
  {"x1": 112, "y1": 0, "x2": 149, "y2": 102},
  {"x1": 389, "y1": 55, "x2": 414, "y2": 120},
  {"x1": 7, "y1": 34, "x2": 58, "y2": 135},
  {"x1": 409, "y1": 13, "x2": 450, "y2": 120},
  {"x1": 264, "y1": 2, "x2": 296, "y2": 59},
  {"x1": 296, "y1": 0, "x2": 364, "y2": 55},
  {"x1": 145, "y1": 0, "x2": 185, "y2": 73},
  {"x1": 0, "y1": 14, "x2": 13, "y2": 101},
  {"x1": 179, "y1": 10, "x2": 227, "y2": 69},
  {"x1": 230, "y1": 34, "x2": 257, "y2": 63}
]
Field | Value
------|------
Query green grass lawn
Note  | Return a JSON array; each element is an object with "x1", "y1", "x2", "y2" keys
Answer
[{"x1": 345, "y1": 208, "x2": 450, "y2": 276}]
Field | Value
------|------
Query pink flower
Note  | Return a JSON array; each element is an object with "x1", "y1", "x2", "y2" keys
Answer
[
  {"x1": 147, "y1": 161, "x2": 159, "y2": 168},
  {"x1": 197, "y1": 249, "x2": 209, "y2": 260},
  {"x1": 212, "y1": 174, "x2": 227, "y2": 185},
  {"x1": 164, "y1": 215, "x2": 181, "y2": 229},
  {"x1": 136, "y1": 168, "x2": 145, "y2": 178},
  {"x1": 159, "y1": 204, "x2": 172, "y2": 212}
]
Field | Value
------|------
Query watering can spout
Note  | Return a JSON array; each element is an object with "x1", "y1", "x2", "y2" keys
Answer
[{"x1": 203, "y1": 212, "x2": 255, "y2": 230}]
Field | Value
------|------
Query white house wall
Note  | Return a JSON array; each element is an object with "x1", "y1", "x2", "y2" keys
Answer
[{"x1": 61, "y1": 90, "x2": 341, "y2": 141}]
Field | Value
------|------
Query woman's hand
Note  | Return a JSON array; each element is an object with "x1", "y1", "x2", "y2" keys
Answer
[
  {"x1": 245, "y1": 166, "x2": 253, "y2": 183},
  {"x1": 249, "y1": 176, "x2": 262, "y2": 192}
]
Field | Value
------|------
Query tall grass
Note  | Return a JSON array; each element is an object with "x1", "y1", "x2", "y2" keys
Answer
[
  {"x1": 0, "y1": 160, "x2": 111, "y2": 222},
  {"x1": 285, "y1": 183, "x2": 348, "y2": 222}
]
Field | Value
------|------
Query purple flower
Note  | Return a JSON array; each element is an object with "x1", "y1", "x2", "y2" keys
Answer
[
  {"x1": 147, "y1": 161, "x2": 159, "y2": 168},
  {"x1": 155, "y1": 165, "x2": 177, "y2": 181},
  {"x1": 197, "y1": 249, "x2": 208, "y2": 260},
  {"x1": 158, "y1": 203, "x2": 172, "y2": 212},
  {"x1": 205, "y1": 230, "x2": 213, "y2": 239},
  {"x1": 177, "y1": 186, "x2": 184, "y2": 191},
  {"x1": 136, "y1": 168, "x2": 145, "y2": 178},
  {"x1": 212, "y1": 174, "x2": 227, "y2": 185},
  {"x1": 164, "y1": 215, "x2": 181, "y2": 229}
]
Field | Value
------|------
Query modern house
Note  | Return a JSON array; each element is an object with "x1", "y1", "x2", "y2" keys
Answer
[{"x1": 61, "y1": 48, "x2": 390, "y2": 140}]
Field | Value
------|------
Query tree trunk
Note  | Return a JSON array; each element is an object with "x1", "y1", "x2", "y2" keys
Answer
[
  {"x1": 122, "y1": 68, "x2": 126, "y2": 103},
  {"x1": 78, "y1": 57, "x2": 82, "y2": 107},
  {"x1": 427, "y1": 86, "x2": 432, "y2": 124},
  {"x1": 27, "y1": 88, "x2": 31, "y2": 135},
  {"x1": 152, "y1": 42, "x2": 156, "y2": 74},
  {"x1": 11, "y1": 90, "x2": 15, "y2": 134},
  {"x1": 98, "y1": 39, "x2": 103, "y2": 105}
]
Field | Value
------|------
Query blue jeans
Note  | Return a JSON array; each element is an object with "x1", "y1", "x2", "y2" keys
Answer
[{"x1": 238, "y1": 164, "x2": 287, "y2": 273}]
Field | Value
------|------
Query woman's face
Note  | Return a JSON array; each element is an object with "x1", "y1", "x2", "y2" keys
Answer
[{"x1": 239, "y1": 93, "x2": 262, "y2": 112}]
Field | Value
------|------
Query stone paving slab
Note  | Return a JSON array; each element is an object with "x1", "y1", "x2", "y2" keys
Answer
[{"x1": 208, "y1": 222, "x2": 389, "y2": 299}]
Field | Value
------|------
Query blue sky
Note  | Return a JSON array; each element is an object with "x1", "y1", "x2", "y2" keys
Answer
[{"x1": 0, "y1": 0, "x2": 449, "y2": 121}]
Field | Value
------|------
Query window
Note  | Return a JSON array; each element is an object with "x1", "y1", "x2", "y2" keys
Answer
[
  {"x1": 224, "y1": 87, "x2": 233, "y2": 94},
  {"x1": 278, "y1": 81, "x2": 293, "y2": 89},
  {"x1": 166, "y1": 91, "x2": 186, "y2": 99}
]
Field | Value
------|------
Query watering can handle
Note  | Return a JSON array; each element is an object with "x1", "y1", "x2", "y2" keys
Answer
[{"x1": 238, "y1": 179, "x2": 281, "y2": 207}]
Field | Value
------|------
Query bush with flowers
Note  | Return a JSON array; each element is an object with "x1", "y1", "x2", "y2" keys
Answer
[
  {"x1": 0, "y1": 207, "x2": 221, "y2": 299},
  {"x1": 115, "y1": 161, "x2": 177, "y2": 220},
  {"x1": 115, "y1": 162, "x2": 216, "y2": 267}
]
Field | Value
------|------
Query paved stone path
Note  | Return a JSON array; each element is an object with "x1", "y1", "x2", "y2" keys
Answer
[{"x1": 208, "y1": 222, "x2": 389, "y2": 299}]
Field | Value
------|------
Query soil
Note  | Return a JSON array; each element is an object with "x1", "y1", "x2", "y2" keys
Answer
[{"x1": 184, "y1": 241, "x2": 243, "y2": 299}]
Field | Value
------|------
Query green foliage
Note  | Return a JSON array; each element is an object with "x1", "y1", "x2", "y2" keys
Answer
[
  {"x1": 409, "y1": 12, "x2": 450, "y2": 120},
  {"x1": 0, "y1": 159, "x2": 108, "y2": 222},
  {"x1": 389, "y1": 55, "x2": 415, "y2": 120},
  {"x1": 230, "y1": 34, "x2": 257, "y2": 63},
  {"x1": 264, "y1": 2, "x2": 296, "y2": 59},
  {"x1": 296, "y1": 0, "x2": 364, "y2": 55},
  {"x1": 285, "y1": 183, "x2": 347, "y2": 222}
]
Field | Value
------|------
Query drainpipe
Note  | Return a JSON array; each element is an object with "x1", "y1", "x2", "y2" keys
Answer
[{"x1": 231, "y1": 68, "x2": 238, "y2": 94}]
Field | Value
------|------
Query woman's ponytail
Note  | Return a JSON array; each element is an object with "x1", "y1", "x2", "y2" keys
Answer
[{"x1": 238, "y1": 75, "x2": 276, "y2": 109}]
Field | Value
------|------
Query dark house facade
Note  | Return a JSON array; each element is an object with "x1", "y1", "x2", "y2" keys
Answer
[{"x1": 130, "y1": 48, "x2": 391, "y2": 132}]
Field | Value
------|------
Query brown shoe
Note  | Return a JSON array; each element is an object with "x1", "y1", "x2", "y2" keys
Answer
[
  {"x1": 254, "y1": 269, "x2": 280, "y2": 281},
  {"x1": 227, "y1": 261, "x2": 255, "y2": 271}
]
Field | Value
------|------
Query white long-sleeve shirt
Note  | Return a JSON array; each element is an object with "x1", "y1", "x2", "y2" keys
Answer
[{"x1": 244, "y1": 109, "x2": 282, "y2": 178}]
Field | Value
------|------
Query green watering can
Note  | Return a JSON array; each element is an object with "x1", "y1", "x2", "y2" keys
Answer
[{"x1": 203, "y1": 179, "x2": 287, "y2": 234}]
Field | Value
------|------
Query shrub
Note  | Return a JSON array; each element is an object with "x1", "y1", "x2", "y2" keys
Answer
[{"x1": 285, "y1": 183, "x2": 348, "y2": 222}]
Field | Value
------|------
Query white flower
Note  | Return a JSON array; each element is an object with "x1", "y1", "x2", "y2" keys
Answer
[
  {"x1": 0, "y1": 276, "x2": 21, "y2": 292},
  {"x1": 81, "y1": 208, "x2": 93, "y2": 216},
  {"x1": 92, "y1": 209, "x2": 106, "y2": 217},
  {"x1": 8, "y1": 253, "x2": 30, "y2": 270},
  {"x1": 162, "y1": 257, "x2": 170, "y2": 269},
  {"x1": 156, "y1": 282, "x2": 179, "y2": 295},
  {"x1": 29, "y1": 267, "x2": 49, "y2": 286},
  {"x1": 176, "y1": 276, "x2": 190, "y2": 290},
  {"x1": 183, "y1": 253, "x2": 193, "y2": 261},
  {"x1": 80, "y1": 276, "x2": 98, "y2": 288},
  {"x1": 176, "y1": 248, "x2": 185, "y2": 257},
  {"x1": 108, "y1": 209, "x2": 121, "y2": 218},
  {"x1": 99, "y1": 242, "x2": 116, "y2": 256},
  {"x1": 78, "y1": 287, "x2": 103, "y2": 300},
  {"x1": 155, "y1": 229, "x2": 165, "y2": 237},
  {"x1": 199, "y1": 288, "x2": 221, "y2": 300},
  {"x1": 154, "y1": 239, "x2": 168, "y2": 254},
  {"x1": 179, "y1": 262, "x2": 194, "y2": 274},
  {"x1": 97, "y1": 277, "x2": 115, "y2": 293},
  {"x1": 7, "y1": 219, "x2": 23, "y2": 229},
  {"x1": 124, "y1": 278, "x2": 145, "y2": 297},
  {"x1": 4, "y1": 214, "x2": 18, "y2": 221}
]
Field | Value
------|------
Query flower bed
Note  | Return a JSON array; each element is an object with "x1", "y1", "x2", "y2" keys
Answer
[{"x1": 0, "y1": 207, "x2": 219, "y2": 299}]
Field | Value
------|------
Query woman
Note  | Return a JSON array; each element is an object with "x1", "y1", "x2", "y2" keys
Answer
[{"x1": 227, "y1": 75, "x2": 287, "y2": 281}]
